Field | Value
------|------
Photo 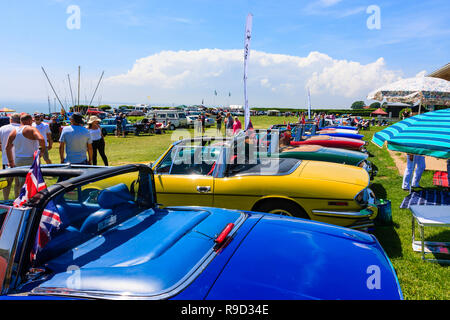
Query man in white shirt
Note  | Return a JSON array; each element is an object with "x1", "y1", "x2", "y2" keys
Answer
[
  {"x1": 33, "y1": 113, "x2": 53, "y2": 164},
  {"x1": 0, "y1": 113, "x2": 21, "y2": 199},
  {"x1": 0, "y1": 113, "x2": 21, "y2": 169}
]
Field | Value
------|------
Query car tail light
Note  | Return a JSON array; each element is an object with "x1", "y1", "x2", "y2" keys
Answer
[{"x1": 328, "y1": 201, "x2": 348, "y2": 206}]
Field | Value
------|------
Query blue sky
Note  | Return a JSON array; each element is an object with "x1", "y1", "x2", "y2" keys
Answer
[{"x1": 0, "y1": 0, "x2": 449, "y2": 110}]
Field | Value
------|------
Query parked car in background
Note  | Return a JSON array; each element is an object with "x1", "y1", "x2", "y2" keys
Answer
[
  {"x1": 147, "y1": 110, "x2": 187, "y2": 128},
  {"x1": 251, "y1": 130, "x2": 376, "y2": 179},
  {"x1": 86, "y1": 108, "x2": 107, "y2": 119},
  {"x1": 100, "y1": 118, "x2": 136, "y2": 135},
  {"x1": 0, "y1": 164, "x2": 402, "y2": 300},
  {"x1": 150, "y1": 137, "x2": 378, "y2": 230},
  {"x1": 186, "y1": 115, "x2": 214, "y2": 128}
]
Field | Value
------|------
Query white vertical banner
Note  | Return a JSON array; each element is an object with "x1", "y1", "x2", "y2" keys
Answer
[
  {"x1": 243, "y1": 13, "x2": 253, "y2": 130},
  {"x1": 307, "y1": 87, "x2": 311, "y2": 119}
]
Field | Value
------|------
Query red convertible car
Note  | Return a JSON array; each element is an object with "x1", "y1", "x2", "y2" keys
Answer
[{"x1": 290, "y1": 135, "x2": 366, "y2": 151}]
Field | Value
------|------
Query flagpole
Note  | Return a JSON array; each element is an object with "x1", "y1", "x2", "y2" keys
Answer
[
  {"x1": 243, "y1": 13, "x2": 253, "y2": 130},
  {"x1": 307, "y1": 87, "x2": 311, "y2": 120}
]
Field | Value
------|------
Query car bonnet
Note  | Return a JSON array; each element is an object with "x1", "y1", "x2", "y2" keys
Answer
[{"x1": 206, "y1": 215, "x2": 402, "y2": 300}]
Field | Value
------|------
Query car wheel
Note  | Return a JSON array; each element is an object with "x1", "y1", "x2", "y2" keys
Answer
[
  {"x1": 256, "y1": 199, "x2": 309, "y2": 219},
  {"x1": 102, "y1": 128, "x2": 107, "y2": 136},
  {"x1": 170, "y1": 124, "x2": 175, "y2": 130}
]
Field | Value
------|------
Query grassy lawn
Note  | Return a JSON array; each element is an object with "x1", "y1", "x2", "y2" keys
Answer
[{"x1": 43, "y1": 116, "x2": 449, "y2": 299}]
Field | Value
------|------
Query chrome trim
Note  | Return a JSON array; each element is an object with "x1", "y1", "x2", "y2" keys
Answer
[
  {"x1": 31, "y1": 212, "x2": 248, "y2": 300},
  {"x1": 312, "y1": 209, "x2": 374, "y2": 218},
  {"x1": 349, "y1": 223, "x2": 374, "y2": 230}
]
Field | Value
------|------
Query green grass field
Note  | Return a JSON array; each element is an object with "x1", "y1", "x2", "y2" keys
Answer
[{"x1": 42, "y1": 116, "x2": 449, "y2": 299}]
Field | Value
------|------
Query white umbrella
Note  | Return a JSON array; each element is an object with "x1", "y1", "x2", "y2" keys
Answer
[{"x1": 367, "y1": 76, "x2": 450, "y2": 114}]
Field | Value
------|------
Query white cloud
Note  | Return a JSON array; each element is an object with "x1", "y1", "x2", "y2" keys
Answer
[
  {"x1": 319, "y1": 0, "x2": 342, "y2": 7},
  {"x1": 307, "y1": 57, "x2": 402, "y2": 97},
  {"x1": 104, "y1": 49, "x2": 403, "y2": 108}
]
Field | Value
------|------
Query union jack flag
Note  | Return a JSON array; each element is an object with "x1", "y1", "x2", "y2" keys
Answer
[{"x1": 13, "y1": 151, "x2": 61, "y2": 261}]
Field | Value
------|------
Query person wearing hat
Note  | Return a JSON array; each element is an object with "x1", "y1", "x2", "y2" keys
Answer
[
  {"x1": 32, "y1": 113, "x2": 53, "y2": 164},
  {"x1": 59, "y1": 112, "x2": 93, "y2": 165},
  {"x1": 88, "y1": 116, "x2": 108, "y2": 166}
]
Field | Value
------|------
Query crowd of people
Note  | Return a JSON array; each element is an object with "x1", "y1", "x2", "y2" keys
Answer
[{"x1": 0, "y1": 112, "x2": 109, "y2": 171}]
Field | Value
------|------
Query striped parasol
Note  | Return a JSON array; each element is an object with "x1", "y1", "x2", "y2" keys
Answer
[{"x1": 372, "y1": 108, "x2": 450, "y2": 159}]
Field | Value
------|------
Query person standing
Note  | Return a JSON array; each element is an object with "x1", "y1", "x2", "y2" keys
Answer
[
  {"x1": 216, "y1": 112, "x2": 223, "y2": 135},
  {"x1": 121, "y1": 114, "x2": 128, "y2": 138},
  {"x1": 6, "y1": 113, "x2": 45, "y2": 169},
  {"x1": 49, "y1": 116, "x2": 61, "y2": 142},
  {"x1": 0, "y1": 113, "x2": 21, "y2": 169},
  {"x1": 33, "y1": 113, "x2": 53, "y2": 164},
  {"x1": 0, "y1": 113, "x2": 21, "y2": 199},
  {"x1": 318, "y1": 113, "x2": 325, "y2": 129},
  {"x1": 402, "y1": 154, "x2": 426, "y2": 190},
  {"x1": 200, "y1": 112, "x2": 206, "y2": 134},
  {"x1": 59, "y1": 112, "x2": 93, "y2": 165},
  {"x1": 87, "y1": 116, "x2": 108, "y2": 166},
  {"x1": 232, "y1": 116, "x2": 242, "y2": 135},
  {"x1": 115, "y1": 113, "x2": 123, "y2": 137},
  {"x1": 299, "y1": 112, "x2": 306, "y2": 125},
  {"x1": 225, "y1": 113, "x2": 234, "y2": 136}
]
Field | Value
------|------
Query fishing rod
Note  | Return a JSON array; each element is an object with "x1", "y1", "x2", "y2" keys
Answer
[{"x1": 41, "y1": 66, "x2": 67, "y2": 114}]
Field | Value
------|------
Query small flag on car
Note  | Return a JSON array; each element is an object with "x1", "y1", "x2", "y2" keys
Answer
[{"x1": 13, "y1": 151, "x2": 61, "y2": 261}]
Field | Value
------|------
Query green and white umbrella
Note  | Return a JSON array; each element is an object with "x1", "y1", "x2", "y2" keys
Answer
[{"x1": 372, "y1": 108, "x2": 450, "y2": 159}]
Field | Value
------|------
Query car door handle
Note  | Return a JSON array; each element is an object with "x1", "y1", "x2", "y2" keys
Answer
[{"x1": 196, "y1": 186, "x2": 211, "y2": 193}]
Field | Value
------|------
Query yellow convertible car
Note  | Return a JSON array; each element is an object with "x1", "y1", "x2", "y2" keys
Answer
[{"x1": 149, "y1": 137, "x2": 377, "y2": 230}]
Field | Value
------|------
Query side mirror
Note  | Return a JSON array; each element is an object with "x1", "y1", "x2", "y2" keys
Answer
[{"x1": 0, "y1": 180, "x2": 9, "y2": 190}]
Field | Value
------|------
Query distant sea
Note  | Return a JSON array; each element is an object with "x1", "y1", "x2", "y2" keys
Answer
[
  {"x1": 0, "y1": 100, "x2": 336, "y2": 114},
  {"x1": 0, "y1": 100, "x2": 141, "y2": 115}
]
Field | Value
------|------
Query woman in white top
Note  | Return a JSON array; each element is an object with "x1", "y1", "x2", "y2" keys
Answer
[{"x1": 88, "y1": 116, "x2": 108, "y2": 166}]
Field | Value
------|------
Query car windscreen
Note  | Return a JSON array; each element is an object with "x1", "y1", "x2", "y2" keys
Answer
[{"x1": 156, "y1": 146, "x2": 221, "y2": 175}]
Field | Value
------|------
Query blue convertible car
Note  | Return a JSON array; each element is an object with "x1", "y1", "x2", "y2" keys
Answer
[{"x1": 0, "y1": 164, "x2": 402, "y2": 299}]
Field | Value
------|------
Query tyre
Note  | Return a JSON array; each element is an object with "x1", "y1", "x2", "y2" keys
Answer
[
  {"x1": 255, "y1": 199, "x2": 309, "y2": 219},
  {"x1": 170, "y1": 124, "x2": 175, "y2": 130},
  {"x1": 102, "y1": 128, "x2": 107, "y2": 136}
]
